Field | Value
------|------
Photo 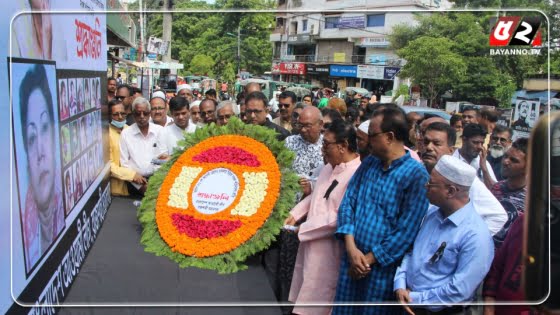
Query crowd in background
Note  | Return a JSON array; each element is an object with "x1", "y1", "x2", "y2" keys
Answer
[{"x1": 106, "y1": 77, "x2": 530, "y2": 315}]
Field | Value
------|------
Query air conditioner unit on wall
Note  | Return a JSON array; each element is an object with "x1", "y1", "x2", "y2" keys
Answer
[{"x1": 311, "y1": 24, "x2": 319, "y2": 35}]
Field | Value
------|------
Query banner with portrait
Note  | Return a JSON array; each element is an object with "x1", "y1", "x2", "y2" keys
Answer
[
  {"x1": 10, "y1": 0, "x2": 107, "y2": 71},
  {"x1": 512, "y1": 98, "x2": 540, "y2": 140},
  {"x1": 4, "y1": 0, "x2": 110, "y2": 312}
]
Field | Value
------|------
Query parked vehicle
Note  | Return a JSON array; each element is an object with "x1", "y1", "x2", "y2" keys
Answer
[{"x1": 400, "y1": 105, "x2": 452, "y2": 121}]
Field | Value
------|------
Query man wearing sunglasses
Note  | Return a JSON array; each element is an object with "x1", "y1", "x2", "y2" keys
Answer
[
  {"x1": 216, "y1": 101, "x2": 236, "y2": 126},
  {"x1": 272, "y1": 91, "x2": 297, "y2": 132},
  {"x1": 119, "y1": 97, "x2": 164, "y2": 195}
]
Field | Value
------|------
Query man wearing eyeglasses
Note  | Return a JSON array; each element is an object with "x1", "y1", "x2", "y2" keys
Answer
[
  {"x1": 244, "y1": 91, "x2": 290, "y2": 141},
  {"x1": 272, "y1": 91, "x2": 297, "y2": 132},
  {"x1": 394, "y1": 155, "x2": 494, "y2": 315},
  {"x1": 333, "y1": 108, "x2": 430, "y2": 314},
  {"x1": 420, "y1": 122, "x2": 506, "y2": 236},
  {"x1": 150, "y1": 91, "x2": 174, "y2": 127},
  {"x1": 119, "y1": 97, "x2": 164, "y2": 195},
  {"x1": 216, "y1": 101, "x2": 236, "y2": 126},
  {"x1": 481, "y1": 125, "x2": 513, "y2": 186},
  {"x1": 199, "y1": 98, "x2": 218, "y2": 126}
]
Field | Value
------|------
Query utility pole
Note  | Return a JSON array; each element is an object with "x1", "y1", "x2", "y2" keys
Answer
[
  {"x1": 162, "y1": 0, "x2": 173, "y2": 62},
  {"x1": 139, "y1": 0, "x2": 145, "y2": 61},
  {"x1": 237, "y1": 25, "x2": 241, "y2": 77}
]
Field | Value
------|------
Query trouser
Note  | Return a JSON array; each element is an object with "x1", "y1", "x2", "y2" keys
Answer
[
  {"x1": 263, "y1": 230, "x2": 300, "y2": 315},
  {"x1": 412, "y1": 306, "x2": 471, "y2": 315}
]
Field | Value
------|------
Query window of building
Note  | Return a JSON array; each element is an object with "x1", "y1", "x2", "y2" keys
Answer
[
  {"x1": 302, "y1": 19, "x2": 308, "y2": 31},
  {"x1": 325, "y1": 17, "x2": 339, "y2": 29},
  {"x1": 290, "y1": 21, "x2": 298, "y2": 35},
  {"x1": 367, "y1": 14, "x2": 385, "y2": 27}
]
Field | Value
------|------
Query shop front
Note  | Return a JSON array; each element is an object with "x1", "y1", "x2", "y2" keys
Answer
[
  {"x1": 329, "y1": 64, "x2": 359, "y2": 92},
  {"x1": 306, "y1": 64, "x2": 330, "y2": 87},
  {"x1": 279, "y1": 62, "x2": 307, "y2": 83},
  {"x1": 357, "y1": 64, "x2": 400, "y2": 100}
]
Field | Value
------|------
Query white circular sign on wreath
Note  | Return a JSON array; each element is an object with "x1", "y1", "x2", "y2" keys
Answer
[{"x1": 191, "y1": 168, "x2": 240, "y2": 215}]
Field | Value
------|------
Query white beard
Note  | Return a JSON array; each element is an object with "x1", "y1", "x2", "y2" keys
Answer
[{"x1": 489, "y1": 145, "x2": 506, "y2": 159}]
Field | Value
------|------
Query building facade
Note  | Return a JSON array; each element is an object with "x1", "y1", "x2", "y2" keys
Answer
[{"x1": 270, "y1": 0, "x2": 441, "y2": 97}]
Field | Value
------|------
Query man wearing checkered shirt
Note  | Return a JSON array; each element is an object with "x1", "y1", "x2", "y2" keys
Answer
[{"x1": 333, "y1": 106, "x2": 430, "y2": 315}]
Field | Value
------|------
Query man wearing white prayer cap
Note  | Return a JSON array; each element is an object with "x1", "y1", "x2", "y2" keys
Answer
[
  {"x1": 149, "y1": 91, "x2": 174, "y2": 127},
  {"x1": 356, "y1": 120, "x2": 370, "y2": 160},
  {"x1": 420, "y1": 122, "x2": 507, "y2": 235},
  {"x1": 394, "y1": 154, "x2": 494, "y2": 314},
  {"x1": 176, "y1": 84, "x2": 194, "y2": 103}
]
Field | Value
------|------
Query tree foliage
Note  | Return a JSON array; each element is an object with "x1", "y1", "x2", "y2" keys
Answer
[
  {"x1": 390, "y1": 12, "x2": 549, "y2": 107},
  {"x1": 134, "y1": 0, "x2": 275, "y2": 79},
  {"x1": 398, "y1": 36, "x2": 467, "y2": 107}
]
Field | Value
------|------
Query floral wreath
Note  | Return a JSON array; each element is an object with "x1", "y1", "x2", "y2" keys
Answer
[{"x1": 138, "y1": 118, "x2": 299, "y2": 273}]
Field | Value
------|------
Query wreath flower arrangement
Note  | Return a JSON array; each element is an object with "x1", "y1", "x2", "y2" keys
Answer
[{"x1": 137, "y1": 118, "x2": 299, "y2": 273}]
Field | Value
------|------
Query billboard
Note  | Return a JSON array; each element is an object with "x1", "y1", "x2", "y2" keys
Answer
[{"x1": 4, "y1": 0, "x2": 111, "y2": 312}]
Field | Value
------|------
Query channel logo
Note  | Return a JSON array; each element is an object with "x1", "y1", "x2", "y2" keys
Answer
[{"x1": 489, "y1": 16, "x2": 542, "y2": 47}]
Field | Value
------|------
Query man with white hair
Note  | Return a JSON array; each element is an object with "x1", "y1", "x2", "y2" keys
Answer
[
  {"x1": 216, "y1": 100, "x2": 236, "y2": 126},
  {"x1": 119, "y1": 97, "x2": 164, "y2": 194},
  {"x1": 394, "y1": 155, "x2": 494, "y2": 314}
]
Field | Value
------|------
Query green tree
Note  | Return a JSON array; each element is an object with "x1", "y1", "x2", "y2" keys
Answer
[
  {"x1": 398, "y1": 36, "x2": 467, "y2": 107},
  {"x1": 135, "y1": 0, "x2": 274, "y2": 79},
  {"x1": 190, "y1": 54, "x2": 215, "y2": 76},
  {"x1": 390, "y1": 12, "x2": 547, "y2": 105}
]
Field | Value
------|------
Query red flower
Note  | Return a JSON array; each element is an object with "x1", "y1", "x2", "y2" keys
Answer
[
  {"x1": 171, "y1": 213, "x2": 242, "y2": 239},
  {"x1": 192, "y1": 146, "x2": 261, "y2": 167}
]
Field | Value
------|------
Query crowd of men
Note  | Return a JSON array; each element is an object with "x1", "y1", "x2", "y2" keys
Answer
[{"x1": 107, "y1": 78, "x2": 530, "y2": 315}]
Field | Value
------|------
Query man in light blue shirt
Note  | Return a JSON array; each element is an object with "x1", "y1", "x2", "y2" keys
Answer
[{"x1": 394, "y1": 155, "x2": 494, "y2": 314}]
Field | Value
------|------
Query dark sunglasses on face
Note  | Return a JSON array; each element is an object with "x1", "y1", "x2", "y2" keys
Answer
[
  {"x1": 133, "y1": 111, "x2": 150, "y2": 117},
  {"x1": 245, "y1": 109, "x2": 264, "y2": 115},
  {"x1": 200, "y1": 110, "x2": 215, "y2": 117},
  {"x1": 278, "y1": 103, "x2": 291, "y2": 109},
  {"x1": 218, "y1": 114, "x2": 233, "y2": 120},
  {"x1": 115, "y1": 96, "x2": 125, "y2": 101}
]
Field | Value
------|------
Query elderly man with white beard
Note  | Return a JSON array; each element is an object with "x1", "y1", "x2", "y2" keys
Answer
[{"x1": 480, "y1": 125, "x2": 513, "y2": 188}]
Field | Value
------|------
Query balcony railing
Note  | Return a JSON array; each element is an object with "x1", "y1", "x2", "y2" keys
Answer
[{"x1": 274, "y1": 55, "x2": 401, "y2": 65}]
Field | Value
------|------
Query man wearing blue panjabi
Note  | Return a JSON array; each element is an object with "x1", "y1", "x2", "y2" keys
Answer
[{"x1": 393, "y1": 155, "x2": 494, "y2": 315}]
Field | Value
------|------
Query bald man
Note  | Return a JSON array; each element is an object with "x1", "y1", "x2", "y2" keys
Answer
[
  {"x1": 245, "y1": 82, "x2": 262, "y2": 94},
  {"x1": 265, "y1": 106, "x2": 325, "y2": 308}
]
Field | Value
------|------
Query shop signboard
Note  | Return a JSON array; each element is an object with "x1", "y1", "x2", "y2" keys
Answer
[
  {"x1": 330, "y1": 65, "x2": 357, "y2": 78},
  {"x1": 357, "y1": 65, "x2": 384, "y2": 79},
  {"x1": 307, "y1": 64, "x2": 330, "y2": 76},
  {"x1": 279, "y1": 62, "x2": 306, "y2": 75}
]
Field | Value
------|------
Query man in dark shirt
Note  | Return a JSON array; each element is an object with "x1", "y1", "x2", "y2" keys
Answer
[
  {"x1": 485, "y1": 125, "x2": 513, "y2": 182},
  {"x1": 245, "y1": 91, "x2": 290, "y2": 141},
  {"x1": 490, "y1": 137, "x2": 528, "y2": 247}
]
